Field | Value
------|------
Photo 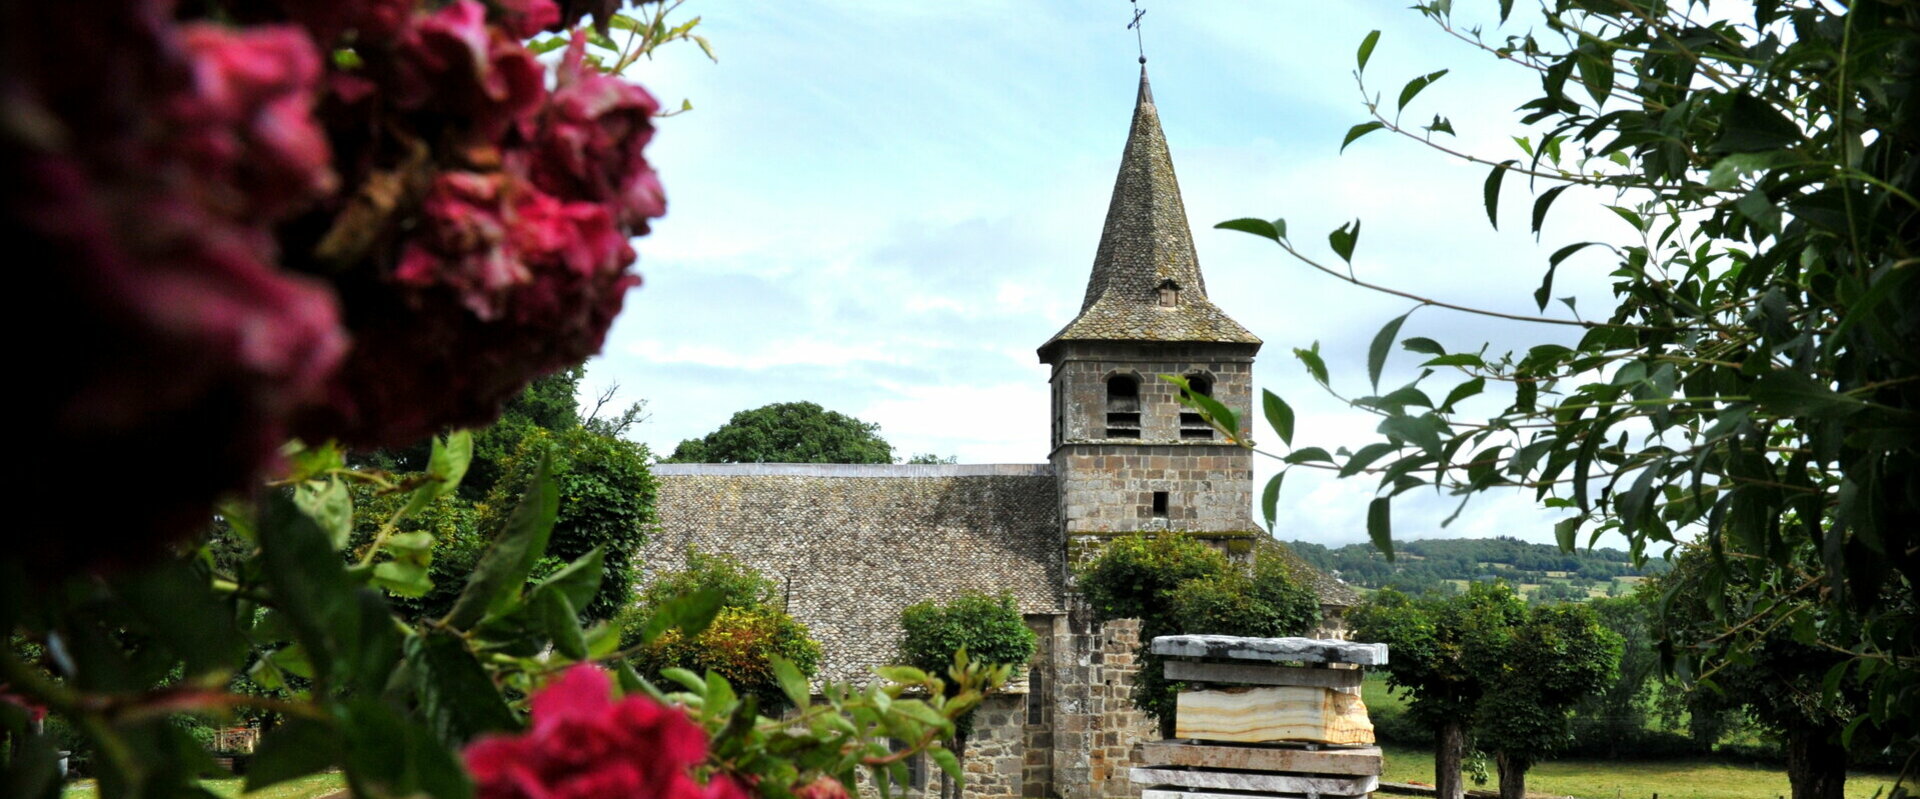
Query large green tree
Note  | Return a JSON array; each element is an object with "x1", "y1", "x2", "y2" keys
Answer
[
  {"x1": 1470, "y1": 603, "x2": 1621, "y2": 799},
  {"x1": 1349, "y1": 583, "x2": 1526, "y2": 799},
  {"x1": 1197, "y1": 0, "x2": 1918, "y2": 772},
  {"x1": 1654, "y1": 543, "x2": 1893, "y2": 799},
  {"x1": 899, "y1": 590, "x2": 1037, "y2": 798},
  {"x1": 666, "y1": 402, "x2": 893, "y2": 464}
]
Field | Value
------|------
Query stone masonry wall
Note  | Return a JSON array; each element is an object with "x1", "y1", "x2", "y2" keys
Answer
[
  {"x1": 1054, "y1": 444, "x2": 1255, "y2": 534},
  {"x1": 1047, "y1": 342, "x2": 1256, "y2": 448}
]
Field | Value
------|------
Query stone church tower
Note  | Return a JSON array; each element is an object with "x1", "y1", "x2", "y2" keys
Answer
[
  {"x1": 1040, "y1": 66, "x2": 1263, "y2": 552},
  {"x1": 646, "y1": 65, "x2": 1353, "y2": 799}
]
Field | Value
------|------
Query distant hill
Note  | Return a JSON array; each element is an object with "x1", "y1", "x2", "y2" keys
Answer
[{"x1": 1285, "y1": 536, "x2": 1673, "y2": 602}]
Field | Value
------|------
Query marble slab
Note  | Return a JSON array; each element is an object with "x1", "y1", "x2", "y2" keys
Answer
[
  {"x1": 1138, "y1": 741, "x2": 1383, "y2": 776},
  {"x1": 1174, "y1": 686, "x2": 1374, "y2": 745},
  {"x1": 1150, "y1": 635, "x2": 1388, "y2": 666},
  {"x1": 1164, "y1": 660, "x2": 1364, "y2": 689},
  {"x1": 1131, "y1": 768, "x2": 1381, "y2": 796}
]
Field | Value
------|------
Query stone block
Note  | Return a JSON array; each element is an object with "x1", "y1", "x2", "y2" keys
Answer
[
  {"x1": 1131, "y1": 771, "x2": 1380, "y2": 797},
  {"x1": 1173, "y1": 686, "x2": 1374, "y2": 745},
  {"x1": 1149, "y1": 635, "x2": 1387, "y2": 666},
  {"x1": 1137, "y1": 741, "x2": 1382, "y2": 776},
  {"x1": 1163, "y1": 660, "x2": 1363, "y2": 689}
]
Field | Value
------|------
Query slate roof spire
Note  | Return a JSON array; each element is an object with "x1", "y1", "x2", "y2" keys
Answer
[{"x1": 1040, "y1": 66, "x2": 1259, "y2": 357}]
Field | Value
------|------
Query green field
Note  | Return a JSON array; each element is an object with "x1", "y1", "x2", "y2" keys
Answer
[
  {"x1": 1378, "y1": 743, "x2": 1901, "y2": 799},
  {"x1": 62, "y1": 773, "x2": 345, "y2": 799},
  {"x1": 1363, "y1": 677, "x2": 1902, "y2": 799}
]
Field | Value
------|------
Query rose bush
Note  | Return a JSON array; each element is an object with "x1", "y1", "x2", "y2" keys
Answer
[{"x1": 9, "y1": 0, "x2": 664, "y2": 570}]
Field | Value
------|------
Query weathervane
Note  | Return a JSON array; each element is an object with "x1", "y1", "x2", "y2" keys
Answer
[{"x1": 1128, "y1": 0, "x2": 1147, "y2": 64}]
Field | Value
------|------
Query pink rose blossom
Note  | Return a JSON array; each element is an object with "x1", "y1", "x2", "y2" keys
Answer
[{"x1": 465, "y1": 665, "x2": 742, "y2": 799}]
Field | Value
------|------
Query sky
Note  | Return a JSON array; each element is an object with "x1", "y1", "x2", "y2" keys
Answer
[{"x1": 585, "y1": 1, "x2": 1641, "y2": 550}]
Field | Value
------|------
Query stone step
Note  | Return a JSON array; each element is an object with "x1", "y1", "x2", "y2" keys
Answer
[
  {"x1": 1150, "y1": 635, "x2": 1388, "y2": 666},
  {"x1": 1131, "y1": 768, "x2": 1381, "y2": 797},
  {"x1": 1139, "y1": 741, "x2": 1382, "y2": 776},
  {"x1": 1164, "y1": 659, "x2": 1364, "y2": 689},
  {"x1": 1174, "y1": 686, "x2": 1374, "y2": 745}
]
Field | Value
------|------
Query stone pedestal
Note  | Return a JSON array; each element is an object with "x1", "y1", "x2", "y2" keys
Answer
[{"x1": 1130, "y1": 636, "x2": 1389, "y2": 799}]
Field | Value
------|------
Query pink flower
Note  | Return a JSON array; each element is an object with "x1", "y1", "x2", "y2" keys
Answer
[
  {"x1": 390, "y1": 0, "x2": 547, "y2": 143},
  {"x1": 465, "y1": 665, "x2": 739, "y2": 799},
  {"x1": 792, "y1": 776, "x2": 850, "y2": 799},
  {"x1": 12, "y1": 0, "x2": 344, "y2": 571},
  {"x1": 526, "y1": 34, "x2": 667, "y2": 231}
]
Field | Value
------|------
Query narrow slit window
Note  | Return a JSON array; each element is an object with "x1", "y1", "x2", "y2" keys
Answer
[
  {"x1": 1027, "y1": 669, "x2": 1045, "y2": 724},
  {"x1": 1152, "y1": 491, "x2": 1169, "y2": 518}
]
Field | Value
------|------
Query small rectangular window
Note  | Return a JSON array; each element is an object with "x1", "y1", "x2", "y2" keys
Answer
[{"x1": 1152, "y1": 491, "x2": 1169, "y2": 518}]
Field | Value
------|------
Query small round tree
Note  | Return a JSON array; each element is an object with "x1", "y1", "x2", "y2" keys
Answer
[
  {"x1": 898, "y1": 591, "x2": 1037, "y2": 797},
  {"x1": 483, "y1": 426, "x2": 657, "y2": 620}
]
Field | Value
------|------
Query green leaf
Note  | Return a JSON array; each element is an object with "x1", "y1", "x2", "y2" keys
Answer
[
  {"x1": 1710, "y1": 92, "x2": 1802, "y2": 154},
  {"x1": 1378, "y1": 414, "x2": 1444, "y2": 455},
  {"x1": 442, "y1": 459, "x2": 560, "y2": 630},
  {"x1": 1554, "y1": 517, "x2": 1581, "y2": 552},
  {"x1": 1605, "y1": 205, "x2": 1646, "y2": 232},
  {"x1": 408, "y1": 631, "x2": 518, "y2": 743},
  {"x1": 1283, "y1": 447, "x2": 1333, "y2": 465},
  {"x1": 636, "y1": 588, "x2": 726, "y2": 646},
  {"x1": 246, "y1": 719, "x2": 341, "y2": 792},
  {"x1": 1260, "y1": 472, "x2": 1284, "y2": 532},
  {"x1": 1498, "y1": 0, "x2": 1514, "y2": 22},
  {"x1": 529, "y1": 546, "x2": 606, "y2": 616},
  {"x1": 371, "y1": 560, "x2": 432, "y2": 598},
  {"x1": 1397, "y1": 69, "x2": 1448, "y2": 111},
  {"x1": 293, "y1": 478, "x2": 354, "y2": 550},
  {"x1": 1341, "y1": 122, "x2": 1385, "y2": 153},
  {"x1": 661, "y1": 668, "x2": 708, "y2": 694},
  {"x1": 1339, "y1": 442, "x2": 1397, "y2": 477},
  {"x1": 427, "y1": 431, "x2": 474, "y2": 498},
  {"x1": 1751, "y1": 370, "x2": 1866, "y2": 419},
  {"x1": 1425, "y1": 115, "x2": 1454, "y2": 136},
  {"x1": 1538, "y1": 241, "x2": 1599, "y2": 311},
  {"x1": 1530, "y1": 184, "x2": 1570, "y2": 236},
  {"x1": 930, "y1": 747, "x2": 964, "y2": 783},
  {"x1": 1482, "y1": 160, "x2": 1516, "y2": 229},
  {"x1": 1402, "y1": 337, "x2": 1446, "y2": 355},
  {"x1": 1440, "y1": 377, "x2": 1485, "y2": 412},
  {"x1": 1262, "y1": 390, "x2": 1295, "y2": 446},
  {"x1": 1367, "y1": 497, "x2": 1394, "y2": 562},
  {"x1": 1367, "y1": 311, "x2": 1413, "y2": 391},
  {"x1": 1356, "y1": 30, "x2": 1381, "y2": 72},
  {"x1": 773, "y1": 656, "x2": 811, "y2": 710},
  {"x1": 1329, "y1": 220, "x2": 1361, "y2": 263},
  {"x1": 1295, "y1": 344, "x2": 1331, "y2": 386},
  {"x1": 538, "y1": 590, "x2": 589, "y2": 661},
  {"x1": 1215, "y1": 217, "x2": 1283, "y2": 242},
  {"x1": 258, "y1": 494, "x2": 356, "y2": 679}
]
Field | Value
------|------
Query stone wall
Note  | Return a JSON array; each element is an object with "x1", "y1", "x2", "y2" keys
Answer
[
  {"x1": 1045, "y1": 342, "x2": 1257, "y2": 448},
  {"x1": 1053, "y1": 444, "x2": 1256, "y2": 534},
  {"x1": 1049, "y1": 600, "x2": 1157, "y2": 799}
]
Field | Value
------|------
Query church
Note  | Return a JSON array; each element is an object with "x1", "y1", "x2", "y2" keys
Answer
[{"x1": 642, "y1": 66, "x2": 1358, "y2": 799}]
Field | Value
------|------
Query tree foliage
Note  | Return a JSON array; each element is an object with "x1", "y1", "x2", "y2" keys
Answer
[
  {"x1": 483, "y1": 426, "x2": 657, "y2": 620},
  {"x1": 622, "y1": 551, "x2": 823, "y2": 714},
  {"x1": 1199, "y1": 0, "x2": 1919, "y2": 775},
  {"x1": 1351, "y1": 582, "x2": 1618, "y2": 799},
  {"x1": 898, "y1": 592, "x2": 1038, "y2": 741},
  {"x1": 1078, "y1": 534, "x2": 1321, "y2": 733},
  {"x1": 667, "y1": 402, "x2": 894, "y2": 464}
]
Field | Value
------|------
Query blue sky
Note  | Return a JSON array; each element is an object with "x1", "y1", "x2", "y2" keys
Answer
[{"x1": 588, "y1": 1, "x2": 1636, "y2": 549}]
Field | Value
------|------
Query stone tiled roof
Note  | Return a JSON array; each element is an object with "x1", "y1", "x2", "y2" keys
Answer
[
  {"x1": 1040, "y1": 67, "x2": 1260, "y2": 356},
  {"x1": 642, "y1": 463, "x2": 1064, "y2": 684}
]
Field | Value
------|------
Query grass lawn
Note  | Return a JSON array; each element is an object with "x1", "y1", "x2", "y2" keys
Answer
[
  {"x1": 1378, "y1": 742, "x2": 1901, "y2": 799},
  {"x1": 62, "y1": 772, "x2": 345, "y2": 799}
]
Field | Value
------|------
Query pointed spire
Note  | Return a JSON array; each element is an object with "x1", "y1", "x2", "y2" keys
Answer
[{"x1": 1040, "y1": 67, "x2": 1259, "y2": 359}]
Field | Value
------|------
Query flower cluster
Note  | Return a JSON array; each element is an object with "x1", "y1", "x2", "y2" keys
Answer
[
  {"x1": 10, "y1": 0, "x2": 664, "y2": 569},
  {"x1": 465, "y1": 665, "x2": 746, "y2": 799}
]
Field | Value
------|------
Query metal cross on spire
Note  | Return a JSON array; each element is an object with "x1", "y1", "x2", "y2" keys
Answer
[{"x1": 1128, "y1": 0, "x2": 1147, "y2": 64}]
